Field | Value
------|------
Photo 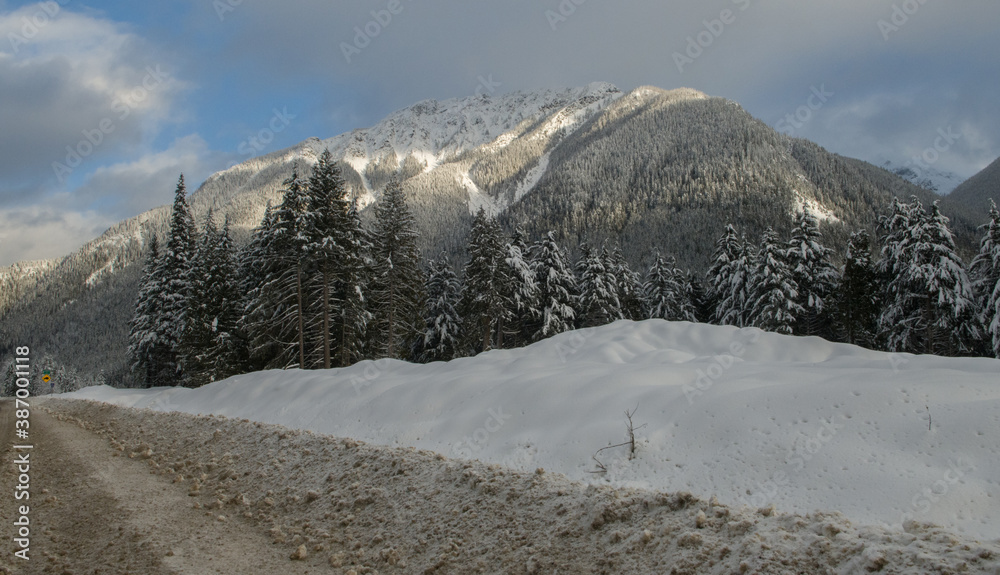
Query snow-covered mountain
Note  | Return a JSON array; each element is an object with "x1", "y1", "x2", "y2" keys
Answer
[
  {"x1": 0, "y1": 83, "x2": 977, "y2": 382},
  {"x1": 878, "y1": 158, "x2": 967, "y2": 195}
]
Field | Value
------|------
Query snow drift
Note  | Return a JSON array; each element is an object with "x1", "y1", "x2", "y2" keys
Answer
[{"x1": 67, "y1": 319, "x2": 1000, "y2": 541}]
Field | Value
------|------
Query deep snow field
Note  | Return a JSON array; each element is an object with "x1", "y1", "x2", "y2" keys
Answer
[{"x1": 68, "y1": 320, "x2": 1000, "y2": 542}]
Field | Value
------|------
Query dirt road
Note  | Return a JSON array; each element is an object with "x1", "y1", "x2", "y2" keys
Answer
[
  {"x1": 0, "y1": 400, "x2": 323, "y2": 575},
  {"x1": 0, "y1": 398, "x2": 997, "y2": 574}
]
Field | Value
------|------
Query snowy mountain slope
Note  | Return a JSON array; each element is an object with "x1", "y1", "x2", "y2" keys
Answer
[
  {"x1": 67, "y1": 319, "x2": 1000, "y2": 541},
  {"x1": 878, "y1": 158, "x2": 966, "y2": 195}
]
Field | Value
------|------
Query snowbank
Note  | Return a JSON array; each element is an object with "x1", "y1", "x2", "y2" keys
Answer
[{"x1": 67, "y1": 320, "x2": 1000, "y2": 541}]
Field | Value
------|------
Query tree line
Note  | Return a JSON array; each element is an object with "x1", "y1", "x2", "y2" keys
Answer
[{"x1": 128, "y1": 152, "x2": 1000, "y2": 387}]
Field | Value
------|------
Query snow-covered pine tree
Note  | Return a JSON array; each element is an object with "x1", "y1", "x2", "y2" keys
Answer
[
  {"x1": 531, "y1": 231, "x2": 578, "y2": 340},
  {"x1": 414, "y1": 255, "x2": 463, "y2": 362},
  {"x1": 786, "y1": 211, "x2": 839, "y2": 336},
  {"x1": 204, "y1": 216, "x2": 242, "y2": 381},
  {"x1": 337, "y1": 199, "x2": 374, "y2": 366},
  {"x1": 970, "y1": 200, "x2": 1000, "y2": 358},
  {"x1": 239, "y1": 203, "x2": 282, "y2": 371},
  {"x1": 831, "y1": 230, "x2": 880, "y2": 347},
  {"x1": 705, "y1": 225, "x2": 754, "y2": 327},
  {"x1": 642, "y1": 252, "x2": 697, "y2": 322},
  {"x1": 159, "y1": 175, "x2": 198, "y2": 384},
  {"x1": 609, "y1": 246, "x2": 644, "y2": 320},
  {"x1": 578, "y1": 245, "x2": 623, "y2": 328},
  {"x1": 460, "y1": 208, "x2": 512, "y2": 353},
  {"x1": 178, "y1": 210, "x2": 221, "y2": 387},
  {"x1": 245, "y1": 171, "x2": 310, "y2": 369},
  {"x1": 301, "y1": 150, "x2": 352, "y2": 368},
  {"x1": 879, "y1": 198, "x2": 979, "y2": 355},
  {"x1": 370, "y1": 180, "x2": 426, "y2": 359},
  {"x1": 747, "y1": 228, "x2": 802, "y2": 335},
  {"x1": 500, "y1": 227, "x2": 540, "y2": 349},
  {"x1": 128, "y1": 235, "x2": 172, "y2": 387}
]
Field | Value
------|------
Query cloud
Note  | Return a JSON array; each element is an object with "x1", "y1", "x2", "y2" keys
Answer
[
  {"x1": 0, "y1": 134, "x2": 234, "y2": 266},
  {"x1": 0, "y1": 204, "x2": 117, "y2": 267},
  {"x1": 0, "y1": 3, "x2": 184, "y2": 195}
]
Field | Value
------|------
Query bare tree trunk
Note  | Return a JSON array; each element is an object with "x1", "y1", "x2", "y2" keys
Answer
[
  {"x1": 323, "y1": 266, "x2": 331, "y2": 369},
  {"x1": 296, "y1": 263, "x2": 305, "y2": 369}
]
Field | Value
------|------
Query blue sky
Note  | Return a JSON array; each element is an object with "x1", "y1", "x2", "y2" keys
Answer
[{"x1": 1, "y1": 0, "x2": 998, "y2": 266}]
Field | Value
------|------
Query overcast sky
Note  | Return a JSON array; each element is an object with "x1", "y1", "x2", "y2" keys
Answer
[{"x1": 1, "y1": 0, "x2": 998, "y2": 266}]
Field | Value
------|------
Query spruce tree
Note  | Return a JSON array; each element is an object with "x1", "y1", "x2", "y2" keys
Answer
[
  {"x1": 786, "y1": 211, "x2": 839, "y2": 336},
  {"x1": 609, "y1": 246, "x2": 644, "y2": 320},
  {"x1": 831, "y1": 230, "x2": 880, "y2": 347},
  {"x1": 302, "y1": 150, "x2": 352, "y2": 368},
  {"x1": 179, "y1": 210, "x2": 221, "y2": 386},
  {"x1": 879, "y1": 198, "x2": 979, "y2": 355},
  {"x1": 460, "y1": 208, "x2": 511, "y2": 353},
  {"x1": 245, "y1": 172, "x2": 310, "y2": 369},
  {"x1": 578, "y1": 246, "x2": 623, "y2": 328},
  {"x1": 128, "y1": 235, "x2": 172, "y2": 387},
  {"x1": 159, "y1": 175, "x2": 198, "y2": 383},
  {"x1": 970, "y1": 200, "x2": 1000, "y2": 358},
  {"x1": 643, "y1": 253, "x2": 697, "y2": 322},
  {"x1": 337, "y1": 200, "x2": 374, "y2": 366},
  {"x1": 370, "y1": 180, "x2": 426, "y2": 359},
  {"x1": 414, "y1": 256, "x2": 463, "y2": 362},
  {"x1": 500, "y1": 228, "x2": 540, "y2": 349},
  {"x1": 531, "y1": 232, "x2": 578, "y2": 340},
  {"x1": 748, "y1": 228, "x2": 802, "y2": 334},
  {"x1": 706, "y1": 225, "x2": 754, "y2": 327}
]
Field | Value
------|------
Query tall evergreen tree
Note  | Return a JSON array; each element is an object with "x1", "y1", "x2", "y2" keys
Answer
[
  {"x1": 337, "y1": 200, "x2": 374, "y2": 366},
  {"x1": 500, "y1": 228, "x2": 540, "y2": 348},
  {"x1": 460, "y1": 208, "x2": 512, "y2": 353},
  {"x1": 128, "y1": 235, "x2": 172, "y2": 387},
  {"x1": 180, "y1": 213, "x2": 242, "y2": 386},
  {"x1": 159, "y1": 175, "x2": 198, "y2": 383},
  {"x1": 643, "y1": 253, "x2": 697, "y2": 322},
  {"x1": 578, "y1": 245, "x2": 623, "y2": 328},
  {"x1": 831, "y1": 230, "x2": 880, "y2": 347},
  {"x1": 970, "y1": 200, "x2": 1000, "y2": 358},
  {"x1": 370, "y1": 180, "x2": 426, "y2": 359},
  {"x1": 179, "y1": 211, "x2": 221, "y2": 386},
  {"x1": 706, "y1": 225, "x2": 755, "y2": 327},
  {"x1": 531, "y1": 232, "x2": 578, "y2": 340},
  {"x1": 609, "y1": 246, "x2": 644, "y2": 320},
  {"x1": 879, "y1": 198, "x2": 979, "y2": 355},
  {"x1": 414, "y1": 256, "x2": 463, "y2": 362},
  {"x1": 786, "y1": 211, "x2": 839, "y2": 336},
  {"x1": 747, "y1": 228, "x2": 802, "y2": 334},
  {"x1": 244, "y1": 172, "x2": 310, "y2": 369},
  {"x1": 302, "y1": 151, "x2": 351, "y2": 368}
]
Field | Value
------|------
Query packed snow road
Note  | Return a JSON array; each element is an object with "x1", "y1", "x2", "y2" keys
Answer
[{"x1": 0, "y1": 398, "x2": 997, "y2": 574}]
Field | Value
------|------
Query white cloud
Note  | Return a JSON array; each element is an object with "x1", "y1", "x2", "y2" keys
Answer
[
  {"x1": 0, "y1": 3, "x2": 184, "y2": 192},
  {"x1": 0, "y1": 204, "x2": 117, "y2": 267}
]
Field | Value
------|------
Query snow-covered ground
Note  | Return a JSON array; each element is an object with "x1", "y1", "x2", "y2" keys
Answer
[{"x1": 67, "y1": 320, "x2": 1000, "y2": 542}]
